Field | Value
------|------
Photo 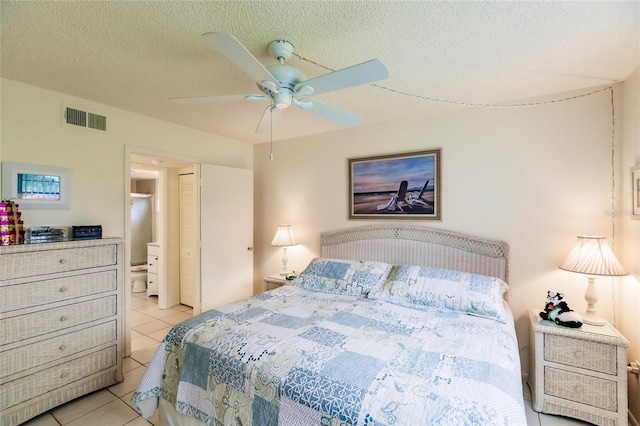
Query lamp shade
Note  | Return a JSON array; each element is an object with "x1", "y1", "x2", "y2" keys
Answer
[
  {"x1": 559, "y1": 236, "x2": 628, "y2": 277},
  {"x1": 271, "y1": 225, "x2": 297, "y2": 247}
]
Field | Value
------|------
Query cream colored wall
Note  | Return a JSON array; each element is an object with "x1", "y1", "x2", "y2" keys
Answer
[
  {"x1": 254, "y1": 82, "x2": 639, "y2": 383},
  {"x1": 619, "y1": 66, "x2": 640, "y2": 422},
  {"x1": 0, "y1": 78, "x2": 253, "y2": 237}
]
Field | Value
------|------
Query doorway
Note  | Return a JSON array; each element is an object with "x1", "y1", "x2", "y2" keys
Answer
[
  {"x1": 123, "y1": 149, "x2": 255, "y2": 357},
  {"x1": 125, "y1": 151, "x2": 198, "y2": 356}
]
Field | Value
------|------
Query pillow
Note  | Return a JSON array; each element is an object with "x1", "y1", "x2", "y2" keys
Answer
[
  {"x1": 367, "y1": 264, "x2": 509, "y2": 322},
  {"x1": 289, "y1": 257, "x2": 393, "y2": 296}
]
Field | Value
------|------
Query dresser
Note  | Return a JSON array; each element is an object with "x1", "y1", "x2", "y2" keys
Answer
[
  {"x1": 0, "y1": 238, "x2": 124, "y2": 426},
  {"x1": 527, "y1": 308, "x2": 628, "y2": 426}
]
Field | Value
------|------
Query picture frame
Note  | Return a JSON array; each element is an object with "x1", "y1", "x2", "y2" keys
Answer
[
  {"x1": 632, "y1": 165, "x2": 640, "y2": 218},
  {"x1": 349, "y1": 149, "x2": 441, "y2": 220},
  {"x1": 1, "y1": 162, "x2": 71, "y2": 209}
]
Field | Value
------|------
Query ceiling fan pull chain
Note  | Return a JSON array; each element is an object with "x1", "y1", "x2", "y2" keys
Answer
[{"x1": 269, "y1": 102, "x2": 274, "y2": 161}]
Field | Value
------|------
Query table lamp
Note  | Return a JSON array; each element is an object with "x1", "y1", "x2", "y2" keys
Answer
[
  {"x1": 559, "y1": 235, "x2": 628, "y2": 326},
  {"x1": 271, "y1": 224, "x2": 297, "y2": 276}
]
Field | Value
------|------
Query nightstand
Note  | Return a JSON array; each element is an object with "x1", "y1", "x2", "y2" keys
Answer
[
  {"x1": 527, "y1": 308, "x2": 629, "y2": 425},
  {"x1": 263, "y1": 273, "x2": 288, "y2": 291}
]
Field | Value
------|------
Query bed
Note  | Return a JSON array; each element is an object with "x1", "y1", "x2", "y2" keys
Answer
[{"x1": 133, "y1": 224, "x2": 526, "y2": 425}]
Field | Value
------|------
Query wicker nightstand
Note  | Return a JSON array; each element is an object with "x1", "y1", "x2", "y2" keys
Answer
[
  {"x1": 263, "y1": 273, "x2": 288, "y2": 291},
  {"x1": 527, "y1": 308, "x2": 629, "y2": 425}
]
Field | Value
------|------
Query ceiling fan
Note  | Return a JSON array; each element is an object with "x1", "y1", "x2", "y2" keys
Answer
[{"x1": 170, "y1": 33, "x2": 389, "y2": 133}]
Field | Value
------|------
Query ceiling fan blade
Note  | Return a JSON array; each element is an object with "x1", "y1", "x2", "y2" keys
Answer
[
  {"x1": 294, "y1": 59, "x2": 388, "y2": 96},
  {"x1": 256, "y1": 106, "x2": 283, "y2": 133},
  {"x1": 300, "y1": 99, "x2": 362, "y2": 127},
  {"x1": 202, "y1": 32, "x2": 281, "y2": 91},
  {"x1": 169, "y1": 94, "x2": 268, "y2": 105}
]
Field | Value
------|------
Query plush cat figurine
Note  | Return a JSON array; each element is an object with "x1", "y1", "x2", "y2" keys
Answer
[{"x1": 539, "y1": 291, "x2": 583, "y2": 328}]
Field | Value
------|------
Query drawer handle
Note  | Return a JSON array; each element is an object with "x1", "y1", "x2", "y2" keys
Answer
[
  {"x1": 60, "y1": 315, "x2": 68, "y2": 322},
  {"x1": 59, "y1": 258, "x2": 66, "y2": 264},
  {"x1": 574, "y1": 385, "x2": 584, "y2": 394},
  {"x1": 60, "y1": 371, "x2": 70, "y2": 379},
  {"x1": 59, "y1": 344, "x2": 67, "y2": 351},
  {"x1": 59, "y1": 287, "x2": 68, "y2": 293}
]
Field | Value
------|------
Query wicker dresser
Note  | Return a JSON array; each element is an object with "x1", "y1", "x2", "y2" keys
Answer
[
  {"x1": 528, "y1": 308, "x2": 629, "y2": 426},
  {"x1": 0, "y1": 238, "x2": 124, "y2": 426}
]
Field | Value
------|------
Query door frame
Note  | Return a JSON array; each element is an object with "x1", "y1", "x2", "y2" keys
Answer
[{"x1": 124, "y1": 145, "x2": 201, "y2": 356}]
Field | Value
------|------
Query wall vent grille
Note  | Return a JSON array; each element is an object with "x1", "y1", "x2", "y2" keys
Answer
[
  {"x1": 88, "y1": 113, "x2": 107, "y2": 131},
  {"x1": 64, "y1": 107, "x2": 107, "y2": 131},
  {"x1": 65, "y1": 107, "x2": 87, "y2": 127}
]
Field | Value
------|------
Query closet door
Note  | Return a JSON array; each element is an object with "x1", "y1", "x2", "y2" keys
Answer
[
  {"x1": 199, "y1": 164, "x2": 253, "y2": 312},
  {"x1": 179, "y1": 173, "x2": 196, "y2": 307}
]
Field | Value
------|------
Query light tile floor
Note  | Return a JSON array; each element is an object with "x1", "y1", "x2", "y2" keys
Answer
[{"x1": 22, "y1": 292, "x2": 624, "y2": 426}]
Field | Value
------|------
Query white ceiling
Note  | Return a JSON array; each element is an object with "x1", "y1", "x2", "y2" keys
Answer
[{"x1": 1, "y1": 1, "x2": 638, "y2": 144}]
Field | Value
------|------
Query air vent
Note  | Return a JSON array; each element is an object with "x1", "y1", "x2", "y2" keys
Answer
[
  {"x1": 63, "y1": 106, "x2": 107, "y2": 132},
  {"x1": 65, "y1": 107, "x2": 87, "y2": 127},
  {"x1": 88, "y1": 112, "x2": 107, "y2": 131}
]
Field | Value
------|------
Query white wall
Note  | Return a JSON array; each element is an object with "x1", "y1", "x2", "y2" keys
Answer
[
  {"x1": 619, "y1": 66, "x2": 640, "y2": 422},
  {"x1": 0, "y1": 78, "x2": 253, "y2": 236},
  {"x1": 254, "y1": 82, "x2": 639, "y2": 386}
]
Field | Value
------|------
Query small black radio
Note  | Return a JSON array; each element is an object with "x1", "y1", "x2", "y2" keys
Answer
[{"x1": 72, "y1": 225, "x2": 102, "y2": 239}]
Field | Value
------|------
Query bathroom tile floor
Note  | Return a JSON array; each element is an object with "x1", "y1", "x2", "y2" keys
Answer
[{"x1": 22, "y1": 292, "x2": 624, "y2": 426}]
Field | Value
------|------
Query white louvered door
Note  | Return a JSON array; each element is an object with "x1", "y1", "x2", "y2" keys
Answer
[{"x1": 179, "y1": 173, "x2": 196, "y2": 307}]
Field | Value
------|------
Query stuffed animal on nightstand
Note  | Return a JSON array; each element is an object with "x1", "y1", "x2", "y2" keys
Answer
[{"x1": 539, "y1": 290, "x2": 583, "y2": 328}]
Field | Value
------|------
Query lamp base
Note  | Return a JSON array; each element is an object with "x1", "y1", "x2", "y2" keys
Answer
[
  {"x1": 279, "y1": 247, "x2": 290, "y2": 276},
  {"x1": 583, "y1": 276, "x2": 605, "y2": 326},
  {"x1": 582, "y1": 312, "x2": 605, "y2": 326}
]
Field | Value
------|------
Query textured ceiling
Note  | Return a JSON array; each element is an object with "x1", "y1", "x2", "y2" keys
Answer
[{"x1": 1, "y1": 1, "x2": 638, "y2": 144}]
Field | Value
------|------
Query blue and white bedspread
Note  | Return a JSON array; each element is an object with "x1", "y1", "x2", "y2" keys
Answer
[{"x1": 133, "y1": 286, "x2": 526, "y2": 425}]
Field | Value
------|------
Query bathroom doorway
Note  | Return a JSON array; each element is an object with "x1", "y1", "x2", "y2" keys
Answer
[{"x1": 125, "y1": 151, "x2": 198, "y2": 356}]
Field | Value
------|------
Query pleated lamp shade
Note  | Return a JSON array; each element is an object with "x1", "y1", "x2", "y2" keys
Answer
[
  {"x1": 559, "y1": 236, "x2": 628, "y2": 277},
  {"x1": 271, "y1": 225, "x2": 297, "y2": 247}
]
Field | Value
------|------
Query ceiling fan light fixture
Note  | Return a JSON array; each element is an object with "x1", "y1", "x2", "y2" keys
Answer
[
  {"x1": 293, "y1": 98, "x2": 313, "y2": 109},
  {"x1": 259, "y1": 80, "x2": 279, "y2": 94},
  {"x1": 273, "y1": 90, "x2": 293, "y2": 109}
]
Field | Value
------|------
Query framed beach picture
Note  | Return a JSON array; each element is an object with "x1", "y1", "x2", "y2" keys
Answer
[
  {"x1": 633, "y1": 165, "x2": 640, "y2": 218},
  {"x1": 349, "y1": 149, "x2": 441, "y2": 220}
]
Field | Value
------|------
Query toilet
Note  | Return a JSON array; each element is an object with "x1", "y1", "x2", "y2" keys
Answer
[{"x1": 131, "y1": 264, "x2": 147, "y2": 293}]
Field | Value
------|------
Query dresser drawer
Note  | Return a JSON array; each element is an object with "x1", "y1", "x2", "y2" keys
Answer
[
  {"x1": 544, "y1": 334, "x2": 617, "y2": 375},
  {"x1": 0, "y1": 245, "x2": 117, "y2": 280},
  {"x1": 544, "y1": 367, "x2": 617, "y2": 411},
  {"x1": 0, "y1": 270, "x2": 116, "y2": 313},
  {"x1": 0, "y1": 321, "x2": 117, "y2": 378},
  {"x1": 1, "y1": 296, "x2": 116, "y2": 345},
  {"x1": 0, "y1": 345, "x2": 117, "y2": 411}
]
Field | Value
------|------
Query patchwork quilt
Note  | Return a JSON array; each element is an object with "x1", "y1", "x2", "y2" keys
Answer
[{"x1": 133, "y1": 285, "x2": 526, "y2": 425}]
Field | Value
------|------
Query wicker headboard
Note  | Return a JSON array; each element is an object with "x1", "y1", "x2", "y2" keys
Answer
[{"x1": 320, "y1": 224, "x2": 510, "y2": 282}]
